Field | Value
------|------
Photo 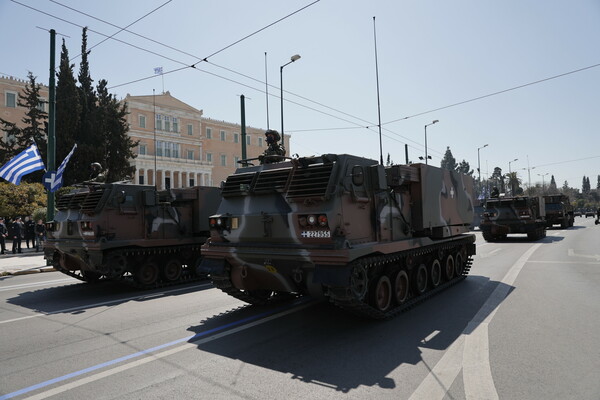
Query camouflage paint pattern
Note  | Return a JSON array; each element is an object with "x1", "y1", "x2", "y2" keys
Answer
[
  {"x1": 201, "y1": 154, "x2": 475, "y2": 294},
  {"x1": 480, "y1": 195, "x2": 546, "y2": 239},
  {"x1": 44, "y1": 183, "x2": 220, "y2": 278},
  {"x1": 543, "y1": 194, "x2": 574, "y2": 227}
]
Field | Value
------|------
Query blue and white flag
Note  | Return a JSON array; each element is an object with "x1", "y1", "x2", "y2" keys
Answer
[
  {"x1": 0, "y1": 143, "x2": 45, "y2": 185},
  {"x1": 51, "y1": 143, "x2": 77, "y2": 192},
  {"x1": 154, "y1": 66, "x2": 163, "y2": 74}
]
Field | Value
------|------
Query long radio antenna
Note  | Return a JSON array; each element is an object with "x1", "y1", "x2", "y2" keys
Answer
[
  {"x1": 265, "y1": 51, "x2": 270, "y2": 130},
  {"x1": 373, "y1": 16, "x2": 384, "y2": 166}
]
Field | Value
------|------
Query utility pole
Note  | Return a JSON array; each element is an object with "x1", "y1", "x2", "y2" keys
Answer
[
  {"x1": 240, "y1": 94, "x2": 247, "y2": 161},
  {"x1": 47, "y1": 29, "x2": 56, "y2": 221}
]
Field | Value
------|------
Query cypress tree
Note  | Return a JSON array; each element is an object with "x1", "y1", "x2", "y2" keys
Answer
[
  {"x1": 96, "y1": 79, "x2": 138, "y2": 182},
  {"x1": 55, "y1": 38, "x2": 81, "y2": 186},
  {"x1": 440, "y1": 146, "x2": 457, "y2": 171}
]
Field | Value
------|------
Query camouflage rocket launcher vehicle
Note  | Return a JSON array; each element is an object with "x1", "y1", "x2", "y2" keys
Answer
[
  {"x1": 199, "y1": 154, "x2": 476, "y2": 319},
  {"x1": 480, "y1": 195, "x2": 546, "y2": 241},
  {"x1": 44, "y1": 182, "x2": 220, "y2": 288},
  {"x1": 543, "y1": 194, "x2": 574, "y2": 228}
]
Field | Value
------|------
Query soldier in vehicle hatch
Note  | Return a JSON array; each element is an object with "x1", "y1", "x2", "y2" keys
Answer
[
  {"x1": 490, "y1": 186, "x2": 500, "y2": 198},
  {"x1": 259, "y1": 130, "x2": 286, "y2": 164}
]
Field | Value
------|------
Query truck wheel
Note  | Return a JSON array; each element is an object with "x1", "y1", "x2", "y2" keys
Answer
[
  {"x1": 394, "y1": 270, "x2": 409, "y2": 304},
  {"x1": 370, "y1": 275, "x2": 392, "y2": 311}
]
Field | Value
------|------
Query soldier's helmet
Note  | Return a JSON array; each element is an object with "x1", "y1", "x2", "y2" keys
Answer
[
  {"x1": 265, "y1": 129, "x2": 281, "y2": 144},
  {"x1": 90, "y1": 162, "x2": 102, "y2": 172}
]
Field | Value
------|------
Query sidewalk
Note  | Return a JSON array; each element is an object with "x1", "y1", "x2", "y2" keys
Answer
[{"x1": 0, "y1": 240, "x2": 55, "y2": 276}]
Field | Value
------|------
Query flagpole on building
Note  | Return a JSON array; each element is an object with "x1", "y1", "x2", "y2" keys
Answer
[
  {"x1": 153, "y1": 88, "x2": 157, "y2": 189},
  {"x1": 47, "y1": 29, "x2": 57, "y2": 221}
]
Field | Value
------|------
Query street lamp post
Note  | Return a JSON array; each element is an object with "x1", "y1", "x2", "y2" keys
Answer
[
  {"x1": 508, "y1": 158, "x2": 518, "y2": 174},
  {"x1": 424, "y1": 120, "x2": 439, "y2": 165},
  {"x1": 537, "y1": 173, "x2": 549, "y2": 195},
  {"x1": 280, "y1": 54, "x2": 301, "y2": 147},
  {"x1": 477, "y1": 144, "x2": 488, "y2": 196}
]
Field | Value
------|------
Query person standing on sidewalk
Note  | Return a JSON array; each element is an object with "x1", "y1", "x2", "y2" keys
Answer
[
  {"x1": 24, "y1": 216, "x2": 35, "y2": 249},
  {"x1": 0, "y1": 218, "x2": 7, "y2": 254},
  {"x1": 35, "y1": 219, "x2": 46, "y2": 252},
  {"x1": 12, "y1": 217, "x2": 23, "y2": 254}
]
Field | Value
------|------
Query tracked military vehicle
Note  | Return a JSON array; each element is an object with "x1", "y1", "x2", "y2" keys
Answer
[
  {"x1": 543, "y1": 194, "x2": 574, "y2": 228},
  {"x1": 480, "y1": 195, "x2": 546, "y2": 241},
  {"x1": 44, "y1": 182, "x2": 220, "y2": 288},
  {"x1": 199, "y1": 154, "x2": 476, "y2": 318}
]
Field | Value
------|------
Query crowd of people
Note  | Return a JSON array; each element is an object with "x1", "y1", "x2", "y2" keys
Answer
[{"x1": 0, "y1": 216, "x2": 45, "y2": 254}]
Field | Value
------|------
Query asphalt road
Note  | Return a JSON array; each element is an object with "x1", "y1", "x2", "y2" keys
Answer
[{"x1": 1, "y1": 217, "x2": 599, "y2": 400}]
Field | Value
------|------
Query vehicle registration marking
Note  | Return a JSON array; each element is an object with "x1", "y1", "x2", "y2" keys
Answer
[{"x1": 300, "y1": 230, "x2": 331, "y2": 238}]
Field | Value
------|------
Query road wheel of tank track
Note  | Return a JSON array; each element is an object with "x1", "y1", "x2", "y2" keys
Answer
[
  {"x1": 394, "y1": 270, "x2": 409, "y2": 305},
  {"x1": 106, "y1": 254, "x2": 128, "y2": 278},
  {"x1": 444, "y1": 255, "x2": 455, "y2": 281},
  {"x1": 454, "y1": 252, "x2": 464, "y2": 277},
  {"x1": 135, "y1": 262, "x2": 159, "y2": 286},
  {"x1": 430, "y1": 259, "x2": 442, "y2": 288},
  {"x1": 81, "y1": 270, "x2": 102, "y2": 283},
  {"x1": 350, "y1": 263, "x2": 368, "y2": 301},
  {"x1": 370, "y1": 275, "x2": 392, "y2": 312},
  {"x1": 413, "y1": 264, "x2": 428, "y2": 295},
  {"x1": 163, "y1": 258, "x2": 183, "y2": 282}
]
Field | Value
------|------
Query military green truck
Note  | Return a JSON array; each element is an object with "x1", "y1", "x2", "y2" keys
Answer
[
  {"x1": 199, "y1": 154, "x2": 476, "y2": 319},
  {"x1": 543, "y1": 194, "x2": 574, "y2": 228},
  {"x1": 44, "y1": 183, "x2": 220, "y2": 288},
  {"x1": 480, "y1": 196, "x2": 546, "y2": 241}
]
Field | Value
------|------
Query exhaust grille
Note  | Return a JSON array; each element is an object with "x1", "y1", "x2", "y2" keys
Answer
[
  {"x1": 221, "y1": 172, "x2": 255, "y2": 197},
  {"x1": 287, "y1": 163, "x2": 334, "y2": 199},
  {"x1": 254, "y1": 167, "x2": 292, "y2": 194},
  {"x1": 56, "y1": 188, "x2": 106, "y2": 214}
]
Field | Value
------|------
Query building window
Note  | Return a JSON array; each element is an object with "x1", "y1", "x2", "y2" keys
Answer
[
  {"x1": 156, "y1": 114, "x2": 163, "y2": 130},
  {"x1": 258, "y1": 137, "x2": 263, "y2": 147},
  {"x1": 187, "y1": 149, "x2": 194, "y2": 160},
  {"x1": 5, "y1": 92, "x2": 17, "y2": 108},
  {"x1": 246, "y1": 135, "x2": 251, "y2": 146},
  {"x1": 139, "y1": 115, "x2": 146, "y2": 128},
  {"x1": 164, "y1": 117, "x2": 171, "y2": 132},
  {"x1": 173, "y1": 118, "x2": 178, "y2": 133},
  {"x1": 156, "y1": 141, "x2": 163, "y2": 156},
  {"x1": 139, "y1": 144, "x2": 147, "y2": 155},
  {"x1": 37, "y1": 98, "x2": 47, "y2": 112},
  {"x1": 220, "y1": 154, "x2": 227, "y2": 166},
  {"x1": 220, "y1": 130, "x2": 226, "y2": 141},
  {"x1": 173, "y1": 143, "x2": 180, "y2": 158},
  {"x1": 234, "y1": 133, "x2": 239, "y2": 143},
  {"x1": 189, "y1": 178, "x2": 195, "y2": 186},
  {"x1": 234, "y1": 156, "x2": 240, "y2": 166},
  {"x1": 187, "y1": 124, "x2": 193, "y2": 135},
  {"x1": 206, "y1": 153, "x2": 212, "y2": 163},
  {"x1": 139, "y1": 175, "x2": 144, "y2": 185},
  {"x1": 165, "y1": 142, "x2": 172, "y2": 157},
  {"x1": 206, "y1": 127, "x2": 212, "y2": 139}
]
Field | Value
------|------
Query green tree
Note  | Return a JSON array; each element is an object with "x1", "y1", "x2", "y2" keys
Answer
[
  {"x1": 0, "y1": 182, "x2": 46, "y2": 218},
  {"x1": 491, "y1": 167, "x2": 505, "y2": 193},
  {"x1": 506, "y1": 171, "x2": 521, "y2": 195},
  {"x1": 56, "y1": 38, "x2": 81, "y2": 186},
  {"x1": 95, "y1": 79, "x2": 138, "y2": 182},
  {"x1": 457, "y1": 160, "x2": 474, "y2": 176},
  {"x1": 440, "y1": 146, "x2": 457, "y2": 171},
  {"x1": 548, "y1": 175, "x2": 558, "y2": 194}
]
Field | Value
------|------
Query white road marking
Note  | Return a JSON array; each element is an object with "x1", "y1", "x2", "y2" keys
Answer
[
  {"x1": 0, "y1": 283, "x2": 212, "y2": 325},
  {"x1": 0, "y1": 278, "x2": 75, "y2": 292},
  {"x1": 21, "y1": 301, "x2": 315, "y2": 400},
  {"x1": 410, "y1": 243, "x2": 542, "y2": 400}
]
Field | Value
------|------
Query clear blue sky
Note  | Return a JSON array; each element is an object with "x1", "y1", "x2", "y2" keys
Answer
[{"x1": 2, "y1": 0, "x2": 599, "y2": 189}]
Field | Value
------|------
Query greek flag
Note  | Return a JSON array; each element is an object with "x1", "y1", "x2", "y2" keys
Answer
[
  {"x1": 0, "y1": 143, "x2": 45, "y2": 185},
  {"x1": 154, "y1": 66, "x2": 163, "y2": 74},
  {"x1": 51, "y1": 143, "x2": 77, "y2": 192}
]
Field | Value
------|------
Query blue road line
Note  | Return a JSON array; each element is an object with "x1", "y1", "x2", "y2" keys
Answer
[{"x1": 1, "y1": 299, "x2": 309, "y2": 399}]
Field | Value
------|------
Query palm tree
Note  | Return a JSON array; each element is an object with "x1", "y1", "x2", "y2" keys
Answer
[{"x1": 505, "y1": 172, "x2": 522, "y2": 196}]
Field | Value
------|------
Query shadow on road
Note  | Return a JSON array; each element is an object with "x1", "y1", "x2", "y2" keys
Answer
[
  {"x1": 186, "y1": 275, "x2": 513, "y2": 393},
  {"x1": 6, "y1": 278, "x2": 213, "y2": 314}
]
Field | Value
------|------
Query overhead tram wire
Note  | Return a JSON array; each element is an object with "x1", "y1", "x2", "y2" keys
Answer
[
  {"x1": 13, "y1": 0, "x2": 435, "y2": 156},
  {"x1": 382, "y1": 62, "x2": 600, "y2": 126}
]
